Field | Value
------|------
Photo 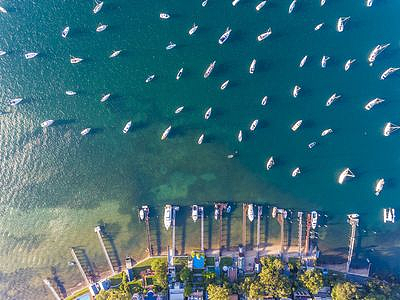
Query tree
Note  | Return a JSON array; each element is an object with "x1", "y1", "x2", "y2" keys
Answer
[
  {"x1": 119, "y1": 271, "x2": 130, "y2": 294},
  {"x1": 331, "y1": 282, "x2": 360, "y2": 300},
  {"x1": 184, "y1": 282, "x2": 193, "y2": 297},
  {"x1": 299, "y1": 269, "x2": 324, "y2": 294},
  {"x1": 179, "y1": 266, "x2": 192, "y2": 283},
  {"x1": 207, "y1": 284, "x2": 229, "y2": 300},
  {"x1": 204, "y1": 271, "x2": 216, "y2": 285},
  {"x1": 151, "y1": 259, "x2": 168, "y2": 290},
  {"x1": 248, "y1": 281, "x2": 263, "y2": 300},
  {"x1": 95, "y1": 289, "x2": 131, "y2": 300},
  {"x1": 258, "y1": 257, "x2": 292, "y2": 298},
  {"x1": 239, "y1": 277, "x2": 252, "y2": 296}
]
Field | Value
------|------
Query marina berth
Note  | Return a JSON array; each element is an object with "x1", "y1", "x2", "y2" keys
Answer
[
  {"x1": 192, "y1": 205, "x2": 198, "y2": 222},
  {"x1": 375, "y1": 178, "x2": 385, "y2": 196},
  {"x1": 368, "y1": 43, "x2": 390, "y2": 66},
  {"x1": 256, "y1": 1, "x2": 267, "y2": 11},
  {"x1": 364, "y1": 98, "x2": 384, "y2": 110},
  {"x1": 214, "y1": 205, "x2": 219, "y2": 220},
  {"x1": 338, "y1": 168, "x2": 355, "y2": 184},
  {"x1": 247, "y1": 204, "x2": 255, "y2": 222},
  {"x1": 161, "y1": 125, "x2": 172, "y2": 140}
]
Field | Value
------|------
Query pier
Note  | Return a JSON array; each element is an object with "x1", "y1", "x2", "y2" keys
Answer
[
  {"x1": 242, "y1": 204, "x2": 248, "y2": 249},
  {"x1": 215, "y1": 203, "x2": 227, "y2": 255},
  {"x1": 304, "y1": 213, "x2": 311, "y2": 256},
  {"x1": 256, "y1": 205, "x2": 262, "y2": 255},
  {"x1": 70, "y1": 247, "x2": 92, "y2": 285},
  {"x1": 346, "y1": 214, "x2": 359, "y2": 273},
  {"x1": 143, "y1": 206, "x2": 153, "y2": 256},
  {"x1": 277, "y1": 213, "x2": 285, "y2": 255},
  {"x1": 94, "y1": 225, "x2": 115, "y2": 274},
  {"x1": 43, "y1": 279, "x2": 62, "y2": 300},
  {"x1": 200, "y1": 206, "x2": 204, "y2": 251},
  {"x1": 297, "y1": 212, "x2": 303, "y2": 257}
]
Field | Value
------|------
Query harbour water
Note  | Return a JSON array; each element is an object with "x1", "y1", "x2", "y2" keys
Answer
[{"x1": 1, "y1": 0, "x2": 400, "y2": 298}]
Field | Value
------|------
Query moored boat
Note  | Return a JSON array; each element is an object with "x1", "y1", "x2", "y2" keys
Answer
[
  {"x1": 308, "y1": 142, "x2": 316, "y2": 149},
  {"x1": 321, "y1": 128, "x2": 333, "y2": 136},
  {"x1": 80, "y1": 128, "x2": 91, "y2": 136},
  {"x1": 0, "y1": 50, "x2": 6, "y2": 56},
  {"x1": 110, "y1": 50, "x2": 122, "y2": 58},
  {"x1": 70, "y1": 56, "x2": 83, "y2": 64},
  {"x1": 314, "y1": 23, "x2": 324, "y2": 31},
  {"x1": 0, "y1": 6, "x2": 7, "y2": 13},
  {"x1": 203, "y1": 61, "x2": 216, "y2": 78},
  {"x1": 176, "y1": 68, "x2": 183, "y2": 80},
  {"x1": 291, "y1": 120, "x2": 302, "y2": 131},
  {"x1": 383, "y1": 122, "x2": 400, "y2": 137},
  {"x1": 62, "y1": 26, "x2": 70, "y2": 38},
  {"x1": 293, "y1": 85, "x2": 301, "y2": 98},
  {"x1": 383, "y1": 208, "x2": 395, "y2": 223},
  {"x1": 96, "y1": 23, "x2": 108, "y2": 32},
  {"x1": 175, "y1": 106, "x2": 184, "y2": 114},
  {"x1": 218, "y1": 27, "x2": 232, "y2": 45},
  {"x1": 204, "y1": 107, "x2": 212, "y2": 120},
  {"x1": 337, "y1": 16, "x2": 350, "y2": 32},
  {"x1": 247, "y1": 204, "x2": 255, "y2": 222},
  {"x1": 299, "y1": 55, "x2": 308, "y2": 68},
  {"x1": 249, "y1": 59, "x2": 256, "y2": 74},
  {"x1": 238, "y1": 130, "x2": 243, "y2": 142},
  {"x1": 338, "y1": 168, "x2": 355, "y2": 184},
  {"x1": 161, "y1": 125, "x2": 172, "y2": 140},
  {"x1": 366, "y1": 0, "x2": 373, "y2": 7},
  {"x1": 41, "y1": 120, "x2": 54, "y2": 128},
  {"x1": 256, "y1": 1, "x2": 267, "y2": 11},
  {"x1": 375, "y1": 178, "x2": 385, "y2": 196},
  {"x1": 192, "y1": 205, "x2": 199, "y2": 222},
  {"x1": 9, "y1": 98, "x2": 23, "y2": 106},
  {"x1": 160, "y1": 13, "x2": 170, "y2": 19},
  {"x1": 189, "y1": 24, "x2": 198, "y2": 35},
  {"x1": 320, "y1": 0, "x2": 326, "y2": 6},
  {"x1": 93, "y1": 1, "x2": 104, "y2": 14},
  {"x1": 292, "y1": 167, "x2": 301, "y2": 177},
  {"x1": 257, "y1": 28, "x2": 272, "y2": 41},
  {"x1": 214, "y1": 205, "x2": 219, "y2": 220},
  {"x1": 25, "y1": 52, "x2": 38, "y2": 59},
  {"x1": 326, "y1": 93, "x2": 341, "y2": 107},
  {"x1": 344, "y1": 59, "x2": 356, "y2": 71},
  {"x1": 380, "y1": 67, "x2": 400, "y2": 80},
  {"x1": 145, "y1": 74, "x2": 155, "y2": 83},
  {"x1": 220, "y1": 80, "x2": 229, "y2": 90},
  {"x1": 368, "y1": 43, "x2": 390, "y2": 66},
  {"x1": 164, "y1": 205, "x2": 172, "y2": 230},
  {"x1": 100, "y1": 93, "x2": 111, "y2": 103},
  {"x1": 250, "y1": 119, "x2": 258, "y2": 131},
  {"x1": 166, "y1": 41, "x2": 176, "y2": 50},
  {"x1": 266, "y1": 156, "x2": 274, "y2": 170},
  {"x1": 311, "y1": 211, "x2": 318, "y2": 229},
  {"x1": 321, "y1": 55, "x2": 330, "y2": 68},
  {"x1": 232, "y1": 0, "x2": 240, "y2": 6},
  {"x1": 202, "y1": 0, "x2": 208, "y2": 7},
  {"x1": 66, "y1": 91, "x2": 77, "y2": 96},
  {"x1": 123, "y1": 121, "x2": 132, "y2": 134},
  {"x1": 365, "y1": 98, "x2": 384, "y2": 110},
  {"x1": 197, "y1": 133, "x2": 204, "y2": 144},
  {"x1": 288, "y1": 0, "x2": 296, "y2": 14},
  {"x1": 261, "y1": 96, "x2": 268, "y2": 106}
]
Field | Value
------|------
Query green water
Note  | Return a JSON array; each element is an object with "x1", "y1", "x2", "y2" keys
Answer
[{"x1": 1, "y1": 0, "x2": 400, "y2": 298}]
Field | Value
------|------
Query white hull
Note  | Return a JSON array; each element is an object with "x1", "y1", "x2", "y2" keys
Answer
[
  {"x1": 375, "y1": 179, "x2": 384, "y2": 196},
  {"x1": 314, "y1": 23, "x2": 324, "y2": 31},
  {"x1": 160, "y1": 13, "x2": 170, "y2": 19},
  {"x1": 292, "y1": 167, "x2": 301, "y2": 177},
  {"x1": 197, "y1": 134, "x2": 204, "y2": 145},
  {"x1": 249, "y1": 59, "x2": 256, "y2": 74},
  {"x1": 220, "y1": 80, "x2": 229, "y2": 90},
  {"x1": 311, "y1": 211, "x2": 318, "y2": 229},
  {"x1": 368, "y1": 44, "x2": 390, "y2": 66},
  {"x1": 110, "y1": 50, "x2": 122, "y2": 58},
  {"x1": 189, "y1": 24, "x2": 198, "y2": 35},
  {"x1": 338, "y1": 167, "x2": 355, "y2": 184},
  {"x1": 365, "y1": 98, "x2": 384, "y2": 110},
  {"x1": 247, "y1": 204, "x2": 255, "y2": 222},
  {"x1": 100, "y1": 93, "x2": 111, "y2": 103},
  {"x1": 146, "y1": 75, "x2": 155, "y2": 83},
  {"x1": 321, "y1": 128, "x2": 333, "y2": 136},
  {"x1": 238, "y1": 130, "x2": 243, "y2": 142},
  {"x1": 218, "y1": 27, "x2": 232, "y2": 45},
  {"x1": 192, "y1": 205, "x2": 199, "y2": 222},
  {"x1": 175, "y1": 106, "x2": 184, "y2": 114},
  {"x1": 123, "y1": 121, "x2": 132, "y2": 134},
  {"x1": 204, "y1": 61, "x2": 216, "y2": 78},
  {"x1": 256, "y1": 1, "x2": 267, "y2": 11},
  {"x1": 62, "y1": 27, "x2": 70, "y2": 38},
  {"x1": 299, "y1": 55, "x2": 307, "y2": 68},
  {"x1": 161, "y1": 125, "x2": 172, "y2": 140},
  {"x1": 321, "y1": 56, "x2": 330, "y2": 68},
  {"x1": 288, "y1": 0, "x2": 296, "y2": 14},
  {"x1": 250, "y1": 119, "x2": 258, "y2": 131},
  {"x1": 96, "y1": 24, "x2": 108, "y2": 32},
  {"x1": 166, "y1": 42, "x2": 176, "y2": 50},
  {"x1": 41, "y1": 120, "x2": 54, "y2": 128},
  {"x1": 266, "y1": 156, "x2": 274, "y2": 170},
  {"x1": 70, "y1": 57, "x2": 83, "y2": 64},
  {"x1": 204, "y1": 107, "x2": 212, "y2": 120},
  {"x1": 81, "y1": 128, "x2": 91, "y2": 136},
  {"x1": 9, "y1": 98, "x2": 23, "y2": 106},
  {"x1": 176, "y1": 68, "x2": 183, "y2": 80},
  {"x1": 380, "y1": 67, "x2": 400, "y2": 80},
  {"x1": 293, "y1": 85, "x2": 301, "y2": 98},
  {"x1": 344, "y1": 59, "x2": 356, "y2": 71},
  {"x1": 93, "y1": 1, "x2": 104, "y2": 14},
  {"x1": 291, "y1": 120, "x2": 302, "y2": 131},
  {"x1": 257, "y1": 28, "x2": 272, "y2": 41},
  {"x1": 25, "y1": 52, "x2": 38, "y2": 59},
  {"x1": 261, "y1": 96, "x2": 268, "y2": 106},
  {"x1": 164, "y1": 205, "x2": 172, "y2": 230},
  {"x1": 232, "y1": 0, "x2": 240, "y2": 6}
]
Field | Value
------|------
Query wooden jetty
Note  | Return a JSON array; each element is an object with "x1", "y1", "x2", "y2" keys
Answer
[
  {"x1": 143, "y1": 206, "x2": 153, "y2": 256},
  {"x1": 277, "y1": 213, "x2": 285, "y2": 255},
  {"x1": 43, "y1": 279, "x2": 62, "y2": 300},
  {"x1": 200, "y1": 206, "x2": 204, "y2": 251},
  {"x1": 242, "y1": 204, "x2": 248, "y2": 249},
  {"x1": 346, "y1": 214, "x2": 359, "y2": 273},
  {"x1": 304, "y1": 213, "x2": 311, "y2": 256},
  {"x1": 70, "y1": 247, "x2": 92, "y2": 285},
  {"x1": 256, "y1": 205, "x2": 262, "y2": 255},
  {"x1": 297, "y1": 212, "x2": 303, "y2": 257},
  {"x1": 215, "y1": 203, "x2": 227, "y2": 255},
  {"x1": 94, "y1": 226, "x2": 115, "y2": 274}
]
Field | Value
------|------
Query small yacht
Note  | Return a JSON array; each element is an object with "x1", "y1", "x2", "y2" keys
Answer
[
  {"x1": 321, "y1": 55, "x2": 330, "y2": 68},
  {"x1": 368, "y1": 44, "x2": 390, "y2": 66},
  {"x1": 308, "y1": 141, "x2": 317, "y2": 149},
  {"x1": 65, "y1": 91, "x2": 77, "y2": 96},
  {"x1": 321, "y1": 128, "x2": 333, "y2": 136},
  {"x1": 80, "y1": 128, "x2": 91, "y2": 136},
  {"x1": 204, "y1": 107, "x2": 212, "y2": 120},
  {"x1": 314, "y1": 23, "x2": 324, "y2": 31},
  {"x1": 139, "y1": 208, "x2": 145, "y2": 221},
  {"x1": 380, "y1": 67, "x2": 400, "y2": 80},
  {"x1": 145, "y1": 74, "x2": 155, "y2": 83},
  {"x1": 175, "y1": 106, "x2": 184, "y2": 114},
  {"x1": 257, "y1": 28, "x2": 272, "y2": 41},
  {"x1": 164, "y1": 205, "x2": 172, "y2": 230},
  {"x1": 366, "y1": 0, "x2": 374, "y2": 7},
  {"x1": 292, "y1": 85, "x2": 301, "y2": 98},
  {"x1": 326, "y1": 93, "x2": 341, "y2": 107},
  {"x1": 338, "y1": 168, "x2": 355, "y2": 184},
  {"x1": 266, "y1": 156, "x2": 274, "y2": 170},
  {"x1": 383, "y1": 208, "x2": 395, "y2": 223},
  {"x1": 62, "y1": 26, "x2": 70, "y2": 38},
  {"x1": 250, "y1": 119, "x2": 258, "y2": 131},
  {"x1": 9, "y1": 98, "x2": 23, "y2": 106},
  {"x1": 247, "y1": 204, "x2": 255, "y2": 222},
  {"x1": 320, "y1": 0, "x2": 326, "y2": 6},
  {"x1": 109, "y1": 50, "x2": 122, "y2": 58},
  {"x1": 161, "y1": 125, "x2": 172, "y2": 140},
  {"x1": 336, "y1": 17, "x2": 350, "y2": 32},
  {"x1": 203, "y1": 61, "x2": 216, "y2": 78},
  {"x1": 238, "y1": 130, "x2": 243, "y2": 142},
  {"x1": 166, "y1": 42, "x2": 176, "y2": 50},
  {"x1": 0, "y1": 6, "x2": 7, "y2": 13},
  {"x1": 249, "y1": 59, "x2": 256, "y2": 74},
  {"x1": 344, "y1": 59, "x2": 356, "y2": 71},
  {"x1": 288, "y1": 0, "x2": 296, "y2": 14},
  {"x1": 232, "y1": 0, "x2": 240, "y2": 6},
  {"x1": 261, "y1": 96, "x2": 268, "y2": 106},
  {"x1": 41, "y1": 120, "x2": 54, "y2": 128},
  {"x1": 160, "y1": 13, "x2": 170, "y2": 19},
  {"x1": 176, "y1": 68, "x2": 183, "y2": 80},
  {"x1": 0, "y1": 50, "x2": 6, "y2": 56},
  {"x1": 202, "y1": 0, "x2": 208, "y2": 7},
  {"x1": 70, "y1": 56, "x2": 83, "y2": 64},
  {"x1": 291, "y1": 120, "x2": 302, "y2": 132},
  {"x1": 375, "y1": 178, "x2": 385, "y2": 196},
  {"x1": 311, "y1": 211, "x2": 318, "y2": 229},
  {"x1": 192, "y1": 205, "x2": 199, "y2": 222},
  {"x1": 123, "y1": 121, "x2": 132, "y2": 134},
  {"x1": 218, "y1": 27, "x2": 232, "y2": 45},
  {"x1": 93, "y1": 1, "x2": 104, "y2": 14},
  {"x1": 197, "y1": 133, "x2": 204, "y2": 145},
  {"x1": 214, "y1": 205, "x2": 219, "y2": 220},
  {"x1": 188, "y1": 24, "x2": 198, "y2": 35},
  {"x1": 96, "y1": 23, "x2": 108, "y2": 32},
  {"x1": 383, "y1": 122, "x2": 400, "y2": 137},
  {"x1": 364, "y1": 98, "x2": 384, "y2": 110},
  {"x1": 299, "y1": 55, "x2": 308, "y2": 68},
  {"x1": 256, "y1": 1, "x2": 267, "y2": 11},
  {"x1": 292, "y1": 167, "x2": 301, "y2": 177},
  {"x1": 272, "y1": 207, "x2": 277, "y2": 218},
  {"x1": 25, "y1": 52, "x2": 38, "y2": 59},
  {"x1": 220, "y1": 80, "x2": 229, "y2": 90},
  {"x1": 100, "y1": 93, "x2": 111, "y2": 103}
]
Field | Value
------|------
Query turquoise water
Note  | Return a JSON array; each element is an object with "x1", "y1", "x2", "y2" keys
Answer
[{"x1": 1, "y1": 0, "x2": 400, "y2": 298}]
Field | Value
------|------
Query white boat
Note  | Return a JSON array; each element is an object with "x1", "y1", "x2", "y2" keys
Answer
[
  {"x1": 247, "y1": 204, "x2": 254, "y2": 222},
  {"x1": 250, "y1": 119, "x2": 258, "y2": 131},
  {"x1": 202, "y1": 0, "x2": 208, "y2": 7},
  {"x1": 192, "y1": 205, "x2": 199, "y2": 222},
  {"x1": 272, "y1": 207, "x2": 277, "y2": 218},
  {"x1": 380, "y1": 67, "x2": 400, "y2": 80},
  {"x1": 218, "y1": 27, "x2": 232, "y2": 45},
  {"x1": 175, "y1": 106, "x2": 184, "y2": 114},
  {"x1": 109, "y1": 50, "x2": 122, "y2": 58},
  {"x1": 299, "y1": 55, "x2": 308, "y2": 68},
  {"x1": 176, "y1": 68, "x2": 183, "y2": 80},
  {"x1": 188, "y1": 24, "x2": 198, "y2": 35},
  {"x1": 366, "y1": 0, "x2": 373, "y2": 7},
  {"x1": 321, "y1": 128, "x2": 333, "y2": 136},
  {"x1": 204, "y1": 107, "x2": 212, "y2": 120},
  {"x1": 160, "y1": 13, "x2": 170, "y2": 19},
  {"x1": 261, "y1": 96, "x2": 268, "y2": 106},
  {"x1": 164, "y1": 205, "x2": 172, "y2": 230},
  {"x1": 65, "y1": 91, "x2": 76, "y2": 96},
  {"x1": 256, "y1": 1, "x2": 267, "y2": 11},
  {"x1": 364, "y1": 98, "x2": 384, "y2": 110},
  {"x1": 325, "y1": 93, "x2": 341, "y2": 107},
  {"x1": 375, "y1": 178, "x2": 385, "y2": 196},
  {"x1": 291, "y1": 120, "x2": 302, "y2": 131},
  {"x1": 197, "y1": 133, "x2": 204, "y2": 145},
  {"x1": 93, "y1": 1, "x2": 104, "y2": 14},
  {"x1": 321, "y1": 55, "x2": 330, "y2": 68},
  {"x1": 203, "y1": 61, "x2": 216, "y2": 78},
  {"x1": 293, "y1": 85, "x2": 301, "y2": 98},
  {"x1": 308, "y1": 141, "x2": 316, "y2": 149},
  {"x1": 249, "y1": 59, "x2": 256, "y2": 74},
  {"x1": 320, "y1": 0, "x2": 326, "y2": 6},
  {"x1": 145, "y1": 74, "x2": 155, "y2": 83},
  {"x1": 41, "y1": 120, "x2": 54, "y2": 128},
  {"x1": 311, "y1": 211, "x2": 318, "y2": 229},
  {"x1": 161, "y1": 125, "x2": 172, "y2": 140},
  {"x1": 288, "y1": 0, "x2": 296, "y2": 14},
  {"x1": 257, "y1": 28, "x2": 272, "y2": 41},
  {"x1": 80, "y1": 128, "x2": 91, "y2": 136},
  {"x1": 266, "y1": 156, "x2": 274, "y2": 170},
  {"x1": 337, "y1": 17, "x2": 350, "y2": 32},
  {"x1": 383, "y1": 122, "x2": 400, "y2": 137},
  {"x1": 220, "y1": 80, "x2": 229, "y2": 90},
  {"x1": 96, "y1": 23, "x2": 108, "y2": 32},
  {"x1": 100, "y1": 93, "x2": 111, "y2": 103},
  {"x1": 338, "y1": 168, "x2": 355, "y2": 184},
  {"x1": 0, "y1": 51, "x2": 6, "y2": 56},
  {"x1": 0, "y1": 6, "x2": 7, "y2": 13},
  {"x1": 368, "y1": 44, "x2": 390, "y2": 66},
  {"x1": 166, "y1": 42, "x2": 176, "y2": 50},
  {"x1": 139, "y1": 209, "x2": 145, "y2": 221},
  {"x1": 232, "y1": 0, "x2": 240, "y2": 6},
  {"x1": 70, "y1": 56, "x2": 83, "y2": 64},
  {"x1": 9, "y1": 98, "x2": 23, "y2": 106},
  {"x1": 292, "y1": 167, "x2": 301, "y2": 177},
  {"x1": 344, "y1": 59, "x2": 356, "y2": 71},
  {"x1": 62, "y1": 26, "x2": 70, "y2": 38},
  {"x1": 214, "y1": 205, "x2": 219, "y2": 220},
  {"x1": 25, "y1": 52, "x2": 38, "y2": 59},
  {"x1": 314, "y1": 23, "x2": 324, "y2": 31},
  {"x1": 123, "y1": 121, "x2": 132, "y2": 134},
  {"x1": 383, "y1": 208, "x2": 395, "y2": 223},
  {"x1": 238, "y1": 130, "x2": 243, "y2": 142}
]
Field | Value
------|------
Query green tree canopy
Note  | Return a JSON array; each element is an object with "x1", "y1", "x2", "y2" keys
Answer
[
  {"x1": 204, "y1": 271, "x2": 216, "y2": 285},
  {"x1": 207, "y1": 284, "x2": 229, "y2": 300},
  {"x1": 258, "y1": 257, "x2": 291, "y2": 298},
  {"x1": 179, "y1": 266, "x2": 192, "y2": 283},
  {"x1": 299, "y1": 269, "x2": 324, "y2": 294},
  {"x1": 95, "y1": 289, "x2": 131, "y2": 300},
  {"x1": 331, "y1": 282, "x2": 360, "y2": 300},
  {"x1": 151, "y1": 259, "x2": 168, "y2": 290}
]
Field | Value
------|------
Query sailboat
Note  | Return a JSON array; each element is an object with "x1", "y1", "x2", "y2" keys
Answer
[
  {"x1": 380, "y1": 67, "x2": 400, "y2": 80},
  {"x1": 250, "y1": 120, "x2": 258, "y2": 131},
  {"x1": 375, "y1": 179, "x2": 385, "y2": 196},
  {"x1": 9, "y1": 98, "x2": 23, "y2": 106},
  {"x1": 344, "y1": 59, "x2": 356, "y2": 71},
  {"x1": 293, "y1": 85, "x2": 301, "y2": 98},
  {"x1": 321, "y1": 55, "x2": 330, "y2": 68},
  {"x1": 96, "y1": 23, "x2": 108, "y2": 32},
  {"x1": 383, "y1": 122, "x2": 400, "y2": 136},
  {"x1": 261, "y1": 96, "x2": 268, "y2": 106},
  {"x1": 249, "y1": 59, "x2": 256, "y2": 74},
  {"x1": 197, "y1": 133, "x2": 205, "y2": 145},
  {"x1": 320, "y1": 0, "x2": 326, "y2": 6},
  {"x1": 62, "y1": 26, "x2": 70, "y2": 38},
  {"x1": 166, "y1": 41, "x2": 176, "y2": 50},
  {"x1": 257, "y1": 28, "x2": 272, "y2": 41},
  {"x1": 314, "y1": 23, "x2": 324, "y2": 31},
  {"x1": 288, "y1": 0, "x2": 296, "y2": 14},
  {"x1": 292, "y1": 167, "x2": 301, "y2": 177},
  {"x1": 218, "y1": 27, "x2": 232, "y2": 45},
  {"x1": 325, "y1": 93, "x2": 341, "y2": 107},
  {"x1": 123, "y1": 121, "x2": 132, "y2": 134},
  {"x1": 364, "y1": 98, "x2": 384, "y2": 110},
  {"x1": 41, "y1": 120, "x2": 54, "y2": 128},
  {"x1": 238, "y1": 130, "x2": 243, "y2": 142},
  {"x1": 321, "y1": 128, "x2": 333, "y2": 136},
  {"x1": 202, "y1": 0, "x2": 208, "y2": 7},
  {"x1": 299, "y1": 55, "x2": 308, "y2": 68},
  {"x1": 70, "y1": 56, "x2": 83, "y2": 64},
  {"x1": 188, "y1": 24, "x2": 198, "y2": 35},
  {"x1": 25, "y1": 52, "x2": 38, "y2": 59},
  {"x1": 66, "y1": 91, "x2": 76, "y2": 96},
  {"x1": 164, "y1": 205, "x2": 172, "y2": 230},
  {"x1": 256, "y1": 1, "x2": 267, "y2": 11},
  {"x1": 247, "y1": 204, "x2": 255, "y2": 222},
  {"x1": 220, "y1": 80, "x2": 229, "y2": 90},
  {"x1": 161, "y1": 125, "x2": 172, "y2": 140},
  {"x1": 204, "y1": 107, "x2": 212, "y2": 120},
  {"x1": 232, "y1": 0, "x2": 240, "y2": 6},
  {"x1": 93, "y1": 1, "x2": 104, "y2": 14},
  {"x1": 145, "y1": 74, "x2": 155, "y2": 83},
  {"x1": 266, "y1": 156, "x2": 274, "y2": 170},
  {"x1": 366, "y1": 0, "x2": 374, "y2": 7},
  {"x1": 368, "y1": 44, "x2": 390, "y2": 66},
  {"x1": 203, "y1": 61, "x2": 216, "y2": 78},
  {"x1": 338, "y1": 168, "x2": 355, "y2": 184},
  {"x1": 291, "y1": 120, "x2": 302, "y2": 132},
  {"x1": 176, "y1": 68, "x2": 183, "y2": 80},
  {"x1": 336, "y1": 16, "x2": 350, "y2": 32}
]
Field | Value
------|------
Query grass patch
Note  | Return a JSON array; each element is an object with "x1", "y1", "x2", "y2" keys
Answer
[
  {"x1": 65, "y1": 287, "x2": 89, "y2": 300},
  {"x1": 134, "y1": 257, "x2": 167, "y2": 269}
]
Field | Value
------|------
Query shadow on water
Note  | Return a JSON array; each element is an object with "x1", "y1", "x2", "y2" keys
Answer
[
  {"x1": 72, "y1": 247, "x2": 97, "y2": 282},
  {"x1": 50, "y1": 266, "x2": 67, "y2": 298},
  {"x1": 98, "y1": 223, "x2": 122, "y2": 273},
  {"x1": 56, "y1": 119, "x2": 76, "y2": 126},
  {"x1": 177, "y1": 207, "x2": 187, "y2": 255},
  {"x1": 207, "y1": 206, "x2": 213, "y2": 250},
  {"x1": 249, "y1": 220, "x2": 254, "y2": 250},
  {"x1": 264, "y1": 207, "x2": 270, "y2": 248},
  {"x1": 153, "y1": 209, "x2": 162, "y2": 255},
  {"x1": 226, "y1": 206, "x2": 232, "y2": 250},
  {"x1": 285, "y1": 216, "x2": 293, "y2": 251}
]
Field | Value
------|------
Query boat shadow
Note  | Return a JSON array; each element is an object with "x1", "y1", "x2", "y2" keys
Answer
[
  {"x1": 206, "y1": 206, "x2": 213, "y2": 250},
  {"x1": 51, "y1": 266, "x2": 67, "y2": 298},
  {"x1": 152, "y1": 207, "x2": 162, "y2": 255},
  {"x1": 56, "y1": 119, "x2": 77, "y2": 126},
  {"x1": 176, "y1": 207, "x2": 187, "y2": 255},
  {"x1": 169, "y1": 125, "x2": 186, "y2": 139},
  {"x1": 98, "y1": 223, "x2": 122, "y2": 273},
  {"x1": 89, "y1": 128, "x2": 105, "y2": 135}
]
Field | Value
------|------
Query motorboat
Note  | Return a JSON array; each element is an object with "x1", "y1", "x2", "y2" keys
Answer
[
  {"x1": 250, "y1": 119, "x2": 258, "y2": 131},
  {"x1": 249, "y1": 59, "x2": 256, "y2": 74},
  {"x1": 176, "y1": 68, "x2": 183, "y2": 80},
  {"x1": 220, "y1": 80, "x2": 229, "y2": 90},
  {"x1": 218, "y1": 27, "x2": 232, "y2": 45},
  {"x1": 41, "y1": 120, "x2": 54, "y2": 128},
  {"x1": 375, "y1": 178, "x2": 385, "y2": 196},
  {"x1": 364, "y1": 98, "x2": 384, "y2": 110},
  {"x1": 188, "y1": 24, "x2": 198, "y2": 35},
  {"x1": 197, "y1": 133, "x2": 204, "y2": 144},
  {"x1": 161, "y1": 125, "x2": 172, "y2": 140},
  {"x1": 321, "y1": 128, "x2": 333, "y2": 136},
  {"x1": 257, "y1": 28, "x2": 272, "y2": 41},
  {"x1": 265, "y1": 156, "x2": 274, "y2": 170},
  {"x1": 261, "y1": 96, "x2": 268, "y2": 106},
  {"x1": 321, "y1": 55, "x2": 330, "y2": 68},
  {"x1": 175, "y1": 106, "x2": 184, "y2": 114},
  {"x1": 0, "y1": 6, "x2": 7, "y2": 13},
  {"x1": 308, "y1": 142, "x2": 316, "y2": 149},
  {"x1": 25, "y1": 52, "x2": 38, "y2": 59},
  {"x1": 203, "y1": 61, "x2": 216, "y2": 78},
  {"x1": 123, "y1": 121, "x2": 132, "y2": 134},
  {"x1": 380, "y1": 67, "x2": 400, "y2": 80},
  {"x1": 291, "y1": 120, "x2": 302, "y2": 131},
  {"x1": 192, "y1": 205, "x2": 199, "y2": 222},
  {"x1": 70, "y1": 56, "x2": 83, "y2": 64},
  {"x1": 93, "y1": 1, "x2": 104, "y2": 14},
  {"x1": 62, "y1": 26, "x2": 70, "y2": 38},
  {"x1": 145, "y1": 74, "x2": 155, "y2": 83},
  {"x1": 66, "y1": 91, "x2": 76, "y2": 96},
  {"x1": 0, "y1": 50, "x2": 6, "y2": 56},
  {"x1": 320, "y1": 0, "x2": 326, "y2": 6},
  {"x1": 311, "y1": 211, "x2": 318, "y2": 229},
  {"x1": 204, "y1": 107, "x2": 212, "y2": 120},
  {"x1": 166, "y1": 42, "x2": 176, "y2": 50},
  {"x1": 214, "y1": 205, "x2": 219, "y2": 220},
  {"x1": 344, "y1": 59, "x2": 356, "y2": 71},
  {"x1": 160, "y1": 13, "x2": 170, "y2": 19},
  {"x1": 299, "y1": 55, "x2": 308, "y2": 68},
  {"x1": 139, "y1": 208, "x2": 145, "y2": 221},
  {"x1": 164, "y1": 205, "x2": 172, "y2": 230},
  {"x1": 9, "y1": 98, "x2": 23, "y2": 106},
  {"x1": 100, "y1": 93, "x2": 111, "y2": 102},
  {"x1": 202, "y1": 0, "x2": 208, "y2": 7},
  {"x1": 383, "y1": 208, "x2": 395, "y2": 223},
  {"x1": 232, "y1": 0, "x2": 240, "y2": 6},
  {"x1": 383, "y1": 122, "x2": 400, "y2": 137},
  {"x1": 109, "y1": 50, "x2": 122, "y2": 58},
  {"x1": 366, "y1": 0, "x2": 373, "y2": 7},
  {"x1": 288, "y1": 0, "x2": 296, "y2": 14},
  {"x1": 336, "y1": 17, "x2": 350, "y2": 32},
  {"x1": 292, "y1": 167, "x2": 301, "y2": 177},
  {"x1": 338, "y1": 168, "x2": 355, "y2": 184},
  {"x1": 368, "y1": 44, "x2": 390, "y2": 66},
  {"x1": 96, "y1": 23, "x2": 108, "y2": 32},
  {"x1": 80, "y1": 128, "x2": 91, "y2": 136},
  {"x1": 256, "y1": 1, "x2": 267, "y2": 11},
  {"x1": 293, "y1": 85, "x2": 301, "y2": 98},
  {"x1": 247, "y1": 204, "x2": 254, "y2": 222},
  {"x1": 238, "y1": 130, "x2": 243, "y2": 142},
  {"x1": 325, "y1": 93, "x2": 341, "y2": 107},
  {"x1": 314, "y1": 23, "x2": 324, "y2": 31},
  {"x1": 272, "y1": 207, "x2": 277, "y2": 218}
]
